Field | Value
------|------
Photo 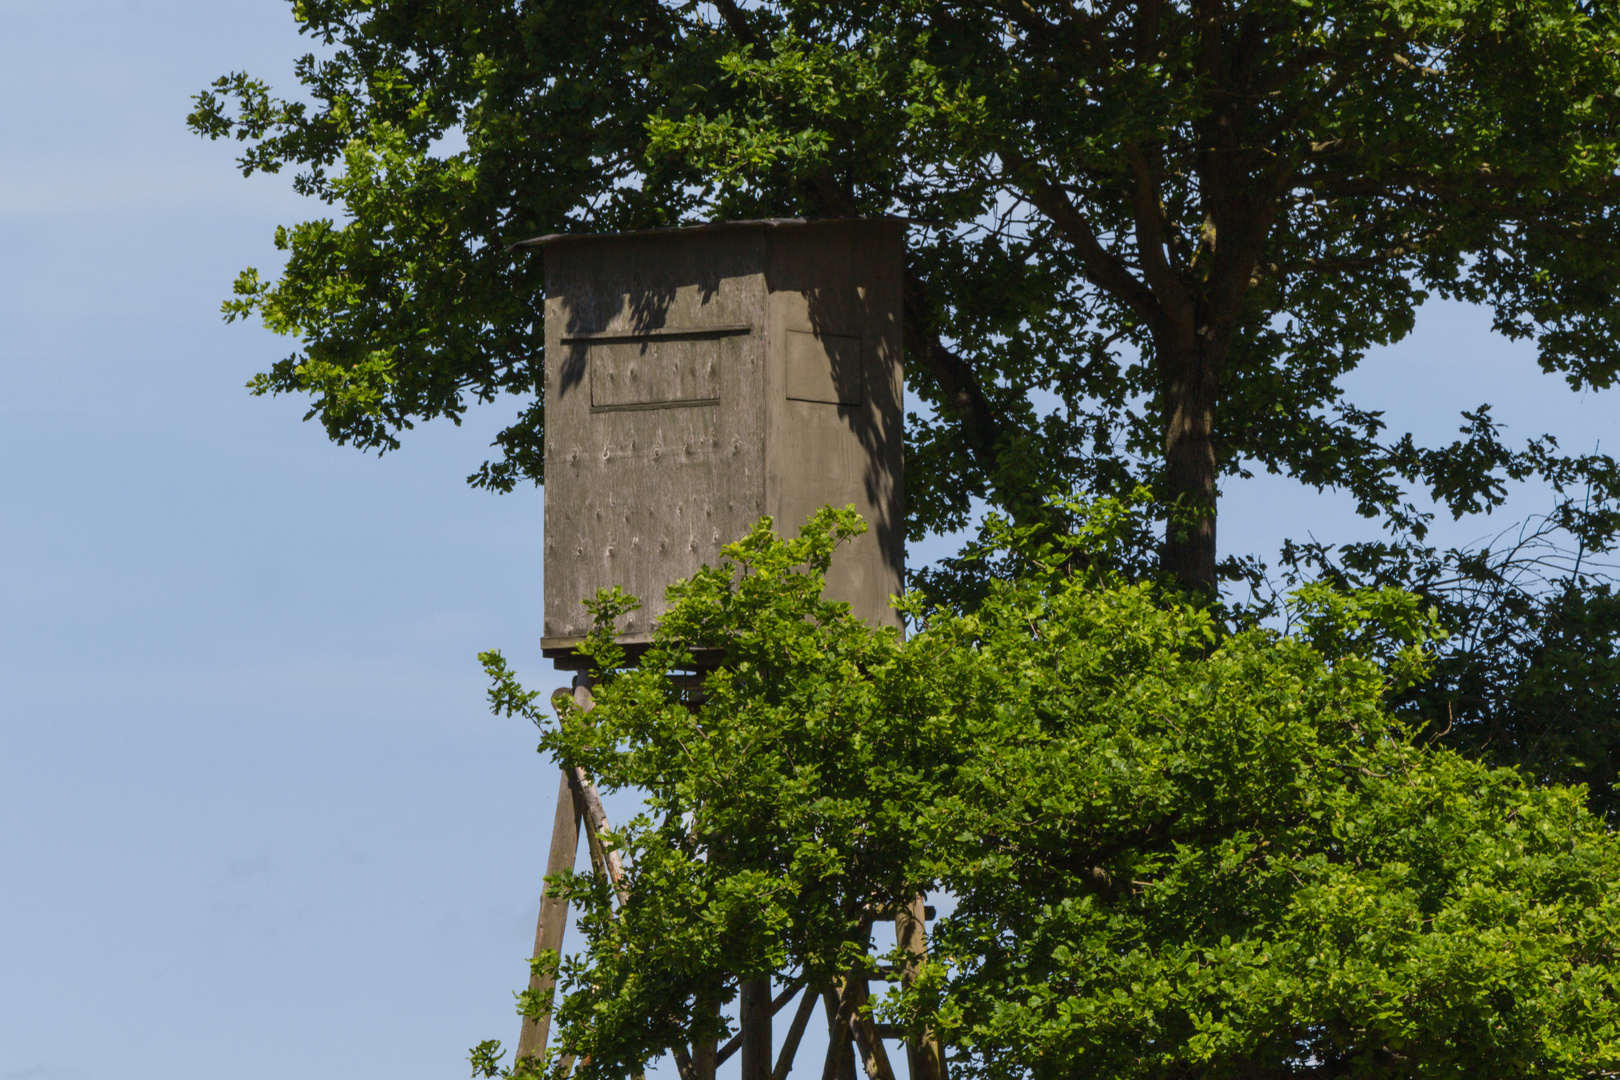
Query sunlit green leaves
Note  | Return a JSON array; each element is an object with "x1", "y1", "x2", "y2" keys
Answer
[{"x1": 480, "y1": 509, "x2": 1620, "y2": 1079}]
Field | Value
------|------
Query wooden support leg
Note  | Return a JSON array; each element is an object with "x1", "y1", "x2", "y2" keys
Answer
[
  {"x1": 740, "y1": 977, "x2": 773, "y2": 1080},
  {"x1": 821, "y1": 986, "x2": 858, "y2": 1080},
  {"x1": 692, "y1": 1008, "x2": 719, "y2": 1080},
  {"x1": 515, "y1": 769, "x2": 583, "y2": 1067},
  {"x1": 896, "y1": 896, "x2": 948, "y2": 1080}
]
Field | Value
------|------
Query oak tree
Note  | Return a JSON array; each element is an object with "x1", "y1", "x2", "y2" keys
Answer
[{"x1": 192, "y1": 0, "x2": 1620, "y2": 595}]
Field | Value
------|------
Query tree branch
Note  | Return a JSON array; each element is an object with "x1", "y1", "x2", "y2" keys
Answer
[
  {"x1": 999, "y1": 146, "x2": 1163, "y2": 331},
  {"x1": 904, "y1": 274, "x2": 1005, "y2": 474},
  {"x1": 1124, "y1": 144, "x2": 1195, "y2": 338},
  {"x1": 711, "y1": 0, "x2": 765, "y2": 49},
  {"x1": 984, "y1": 0, "x2": 1106, "y2": 71}
]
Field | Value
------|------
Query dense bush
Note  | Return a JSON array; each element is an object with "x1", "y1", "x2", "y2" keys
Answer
[{"x1": 479, "y1": 509, "x2": 1620, "y2": 1080}]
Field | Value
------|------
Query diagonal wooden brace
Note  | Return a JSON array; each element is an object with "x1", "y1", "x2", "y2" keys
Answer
[
  {"x1": 514, "y1": 768, "x2": 583, "y2": 1066},
  {"x1": 514, "y1": 676, "x2": 634, "y2": 1071}
]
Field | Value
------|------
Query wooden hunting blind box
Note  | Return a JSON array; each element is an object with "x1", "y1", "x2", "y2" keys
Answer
[{"x1": 524, "y1": 218, "x2": 906, "y2": 664}]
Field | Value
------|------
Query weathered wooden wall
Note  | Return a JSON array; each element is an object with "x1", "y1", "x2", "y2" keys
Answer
[{"x1": 536, "y1": 220, "x2": 904, "y2": 661}]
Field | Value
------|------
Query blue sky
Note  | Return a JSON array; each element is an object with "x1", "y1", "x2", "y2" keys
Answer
[{"x1": 0, "y1": 4, "x2": 1612, "y2": 1080}]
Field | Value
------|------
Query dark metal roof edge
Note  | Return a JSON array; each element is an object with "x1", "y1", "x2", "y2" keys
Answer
[{"x1": 509, "y1": 215, "x2": 915, "y2": 252}]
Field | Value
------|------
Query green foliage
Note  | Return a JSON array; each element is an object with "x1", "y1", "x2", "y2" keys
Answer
[
  {"x1": 468, "y1": 1038, "x2": 507, "y2": 1078},
  {"x1": 911, "y1": 485, "x2": 1162, "y2": 610},
  {"x1": 1271, "y1": 520, "x2": 1620, "y2": 819},
  {"x1": 483, "y1": 511, "x2": 1620, "y2": 1079},
  {"x1": 1476, "y1": 582, "x2": 1620, "y2": 813}
]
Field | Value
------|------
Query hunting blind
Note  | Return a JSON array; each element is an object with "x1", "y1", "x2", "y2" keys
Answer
[
  {"x1": 526, "y1": 218, "x2": 906, "y2": 662},
  {"x1": 509, "y1": 220, "x2": 943, "y2": 1080}
]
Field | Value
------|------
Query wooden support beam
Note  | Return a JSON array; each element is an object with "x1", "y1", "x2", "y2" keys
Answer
[
  {"x1": 519, "y1": 675, "x2": 946, "y2": 1080},
  {"x1": 864, "y1": 903, "x2": 936, "y2": 921},
  {"x1": 692, "y1": 1029, "x2": 718, "y2": 1080},
  {"x1": 740, "y1": 977, "x2": 773, "y2": 1080},
  {"x1": 820, "y1": 955, "x2": 895, "y2": 1080},
  {"x1": 848, "y1": 976, "x2": 897, "y2": 1080},
  {"x1": 772, "y1": 978, "x2": 808, "y2": 1015},
  {"x1": 672, "y1": 1043, "x2": 699, "y2": 1080},
  {"x1": 565, "y1": 678, "x2": 628, "y2": 907},
  {"x1": 513, "y1": 676, "x2": 628, "y2": 1071},
  {"x1": 821, "y1": 985, "x2": 858, "y2": 1080},
  {"x1": 772, "y1": 984, "x2": 820, "y2": 1080},
  {"x1": 896, "y1": 896, "x2": 948, "y2": 1080},
  {"x1": 718, "y1": 978, "x2": 808, "y2": 1068},
  {"x1": 691, "y1": 991, "x2": 721, "y2": 1080},
  {"x1": 514, "y1": 769, "x2": 583, "y2": 1067}
]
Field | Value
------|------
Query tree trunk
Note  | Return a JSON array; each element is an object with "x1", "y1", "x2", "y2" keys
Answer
[{"x1": 1158, "y1": 343, "x2": 1220, "y2": 593}]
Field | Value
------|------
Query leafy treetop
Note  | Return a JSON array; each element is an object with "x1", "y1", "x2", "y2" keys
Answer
[{"x1": 192, "y1": 0, "x2": 1620, "y2": 593}]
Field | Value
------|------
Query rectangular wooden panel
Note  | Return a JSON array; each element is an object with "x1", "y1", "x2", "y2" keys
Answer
[
  {"x1": 784, "y1": 329, "x2": 863, "y2": 406},
  {"x1": 582, "y1": 326, "x2": 750, "y2": 411}
]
